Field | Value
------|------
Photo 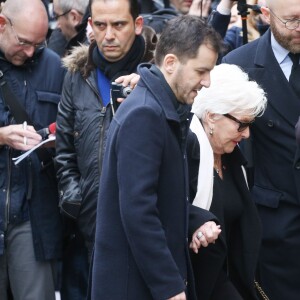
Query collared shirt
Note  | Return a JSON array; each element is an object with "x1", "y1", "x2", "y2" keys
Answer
[{"x1": 271, "y1": 33, "x2": 294, "y2": 80}]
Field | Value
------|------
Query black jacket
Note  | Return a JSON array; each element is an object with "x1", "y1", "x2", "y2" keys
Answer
[
  {"x1": 55, "y1": 28, "x2": 157, "y2": 246},
  {"x1": 188, "y1": 138, "x2": 261, "y2": 300},
  {"x1": 223, "y1": 29, "x2": 300, "y2": 300}
]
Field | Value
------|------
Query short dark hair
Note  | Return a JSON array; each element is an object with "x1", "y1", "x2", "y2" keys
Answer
[
  {"x1": 89, "y1": 0, "x2": 139, "y2": 21},
  {"x1": 154, "y1": 15, "x2": 223, "y2": 66}
]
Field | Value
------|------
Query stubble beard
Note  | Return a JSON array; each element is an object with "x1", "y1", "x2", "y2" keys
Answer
[{"x1": 271, "y1": 19, "x2": 300, "y2": 53}]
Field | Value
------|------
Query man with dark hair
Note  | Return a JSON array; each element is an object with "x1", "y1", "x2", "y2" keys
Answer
[
  {"x1": 55, "y1": 0, "x2": 156, "y2": 298},
  {"x1": 0, "y1": 0, "x2": 65, "y2": 299},
  {"x1": 91, "y1": 15, "x2": 222, "y2": 300}
]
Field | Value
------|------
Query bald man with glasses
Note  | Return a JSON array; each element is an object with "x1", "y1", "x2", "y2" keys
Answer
[{"x1": 0, "y1": 0, "x2": 65, "y2": 299}]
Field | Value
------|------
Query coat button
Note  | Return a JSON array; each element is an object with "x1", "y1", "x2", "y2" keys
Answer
[
  {"x1": 295, "y1": 162, "x2": 300, "y2": 170},
  {"x1": 267, "y1": 120, "x2": 274, "y2": 127},
  {"x1": 74, "y1": 131, "x2": 79, "y2": 137}
]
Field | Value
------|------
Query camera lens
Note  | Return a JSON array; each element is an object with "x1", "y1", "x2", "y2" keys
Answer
[{"x1": 122, "y1": 86, "x2": 132, "y2": 97}]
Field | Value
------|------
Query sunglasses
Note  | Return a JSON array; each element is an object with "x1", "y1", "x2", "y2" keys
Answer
[{"x1": 223, "y1": 113, "x2": 255, "y2": 132}]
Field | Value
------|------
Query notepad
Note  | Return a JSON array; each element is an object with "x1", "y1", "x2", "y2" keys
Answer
[{"x1": 12, "y1": 135, "x2": 56, "y2": 165}]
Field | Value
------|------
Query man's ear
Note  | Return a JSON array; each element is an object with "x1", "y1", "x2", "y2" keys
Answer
[
  {"x1": 88, "y1": 16, "x2": 93, "y2": 28},
  {"x1": 69, "y1": 9, "x2": 83, "y2": 26},
  {"x1": 134, "y1": 16, "x2": 143, "y2": 35},
  {"x1": 163, "y1": 54, "x2": 178, "y2": 74},
  {"x1": 260, "y1": 7, "x2": 271, "y2": 24},
  {"x1": 0, "y1": 14, "x2": 7, "y2": 32}
]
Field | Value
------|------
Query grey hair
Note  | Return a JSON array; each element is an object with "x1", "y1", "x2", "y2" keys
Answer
[
  {"x1": 192, "y1": 63, "x2": 267, "y2": 120},
  {"x1": 56, "y1": 0, "x2": 89, "y2": 15}
]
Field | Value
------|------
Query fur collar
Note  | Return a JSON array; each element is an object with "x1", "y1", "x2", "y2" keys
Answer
[{"x1": 62, "y1": 26, "x2": 157, "y2": 78}]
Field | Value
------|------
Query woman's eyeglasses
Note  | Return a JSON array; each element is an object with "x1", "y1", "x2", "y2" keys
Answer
[{"x1": 223, "y1": 113, "x2": 255, "y2": 132}]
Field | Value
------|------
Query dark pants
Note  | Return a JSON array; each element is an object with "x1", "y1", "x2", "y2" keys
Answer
[
  {"x1": 210, "y1": 271, "x2": 243, "y2": 300},
  {"x1": 60, "y1": 222, "x2": 89, "y2": 300},
  {"x1": 256, "y1": 201, "x2": 300, "y2": 300}
]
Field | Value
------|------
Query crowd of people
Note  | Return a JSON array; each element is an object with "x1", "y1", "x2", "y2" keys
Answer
[{"x1": 0, "y1": 0, "x2": 299, "y2": 299}]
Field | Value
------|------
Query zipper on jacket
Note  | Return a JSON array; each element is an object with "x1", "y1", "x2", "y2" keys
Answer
[
  {"x1": 86, "y1": 77, "x2": 109, "y2": 174},
  {"x1": 4, "y1": 148, "x2": 12, "y2": 231},
  {"x1": 86, "y1": 78, "x2": 102, "y2": 104},
  {"x1": 4, "y1": 115, "x2": 15, "y2": 232},
  {"x1": 98, "y1": 106, "x2": 107, "y2": 175}
]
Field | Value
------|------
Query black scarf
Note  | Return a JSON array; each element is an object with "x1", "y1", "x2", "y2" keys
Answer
[{"x1": 92, "y1": 35, "x2": 145, "y2": 81}]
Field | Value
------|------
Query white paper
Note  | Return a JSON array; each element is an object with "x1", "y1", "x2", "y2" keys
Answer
[{"x1": 12, "y1": 135, "x2": 56, "y2": 165}]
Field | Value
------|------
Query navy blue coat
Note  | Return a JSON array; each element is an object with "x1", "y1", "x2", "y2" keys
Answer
[
  {"x1": 223, "y1": 30, "x2": 300, "y2": 299},
  {"x1": 91, "y1": 64, "x2": 214, "y2": 300},
  {"x1": 0, "y1": 48, "x2": 65, "y2": 260}
]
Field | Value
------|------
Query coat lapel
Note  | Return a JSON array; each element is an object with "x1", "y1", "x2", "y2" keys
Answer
[{"x1": 251, "y1": 30, "x2": 300, "y2": 127}]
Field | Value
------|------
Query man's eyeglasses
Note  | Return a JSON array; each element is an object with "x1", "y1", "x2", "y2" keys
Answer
[
  {"x1": 53, "y1": 9, "x2": 71, "y2": 21},
  {"x1": 5, "y1": 15, "x2": 46, "y2": 50},
  {"x1": 223, "y1": 113, "x2": 255, "y2": 132},
  {"x1": 269, "y1": 9, "x2": 300, "y2": 30}
]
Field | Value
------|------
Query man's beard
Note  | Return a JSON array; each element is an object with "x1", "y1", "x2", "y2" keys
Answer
[{"x1": 270, "y1": 19, "x2": 300, "y2": 53}]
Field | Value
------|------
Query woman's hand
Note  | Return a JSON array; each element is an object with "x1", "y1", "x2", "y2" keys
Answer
[{"x1": 190, "y1": 221, "x2": 221, "y2": 254}]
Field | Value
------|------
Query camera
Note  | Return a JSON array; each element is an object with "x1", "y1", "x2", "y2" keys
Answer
[
  {"x1": 111, "y1": 82, "x2": 132, "y2": 98},
  {"x1": 110, "y1": 82, "x2": 132, "y2": 114}
]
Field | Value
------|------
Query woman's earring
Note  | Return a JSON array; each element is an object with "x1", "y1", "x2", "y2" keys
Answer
[{"x1": 209, "y1": 127, "x2": 214, "y2": 136}]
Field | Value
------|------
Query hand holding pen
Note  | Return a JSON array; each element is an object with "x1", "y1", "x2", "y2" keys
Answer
[{"x1": 0, "y1": 121, "x2": 42, "y2": 150}]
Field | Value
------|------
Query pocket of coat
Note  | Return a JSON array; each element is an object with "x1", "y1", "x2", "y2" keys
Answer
[
  {"x1": 36, "y1": 91, "x2": 61, "y2": 105},
  {"x1": 251, "y1": 185, "x2": 282, "y2": 208},
  {"x1": 34, "y1": 91, "x2": 61, "y2": 127}
]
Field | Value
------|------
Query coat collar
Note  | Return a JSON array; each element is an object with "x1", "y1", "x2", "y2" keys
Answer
[
  {"x1": 138, "y1": 63, "x2": 191, "y2": 123},
  {"x1": 253, "y1": 29, "x2": 300, "y2": 126}
]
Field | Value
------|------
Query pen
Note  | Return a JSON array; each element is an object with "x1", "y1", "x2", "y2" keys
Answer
[{"x1": 23, "y1": 121, "x2": 27, "y2": 145}]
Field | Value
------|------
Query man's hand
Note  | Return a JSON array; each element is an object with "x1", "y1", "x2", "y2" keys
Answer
[
  {"x1": 189, "y1": 0, "x2": 212, "y2": 17},
  {"x1": 189, "y1": 221, "x2": 221, "y2": 254},
  {"x1": 217, "y1": 0, "x2": 237, "y2": 14},
  {"x1": 0, "y1": 124, "x2": 42, "y2": 151},
  {"x1": 115, "y1": 73, "x2": 140, "y2": 90},
  {"x1": 168, "y1": 291, "x2": 186, "y2": 300},
  {"x1": 113, "y1": 73, "x2": 141, "y2": 105}
]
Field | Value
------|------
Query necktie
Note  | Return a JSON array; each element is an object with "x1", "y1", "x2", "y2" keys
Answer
[{"x1": 289, "y1": 52, "x2": 300, "y2": 97}]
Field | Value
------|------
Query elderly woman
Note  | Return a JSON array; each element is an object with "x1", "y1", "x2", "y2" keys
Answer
[{"x1": 188, "y1": 63, "x2": 267, "y2": 300}]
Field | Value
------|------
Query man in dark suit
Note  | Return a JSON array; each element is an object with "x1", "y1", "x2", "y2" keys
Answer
[
  {"x1": 223, "y1": 0, "x2": 300, "y2": 299},
  {"x1": 91, "y1": 15, "x2": 223, "y2": 300}
]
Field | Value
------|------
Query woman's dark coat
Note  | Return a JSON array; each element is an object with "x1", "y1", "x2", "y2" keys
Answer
[{"x1": 188, "y1": 136, "x2": 261, "y2": 300}]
